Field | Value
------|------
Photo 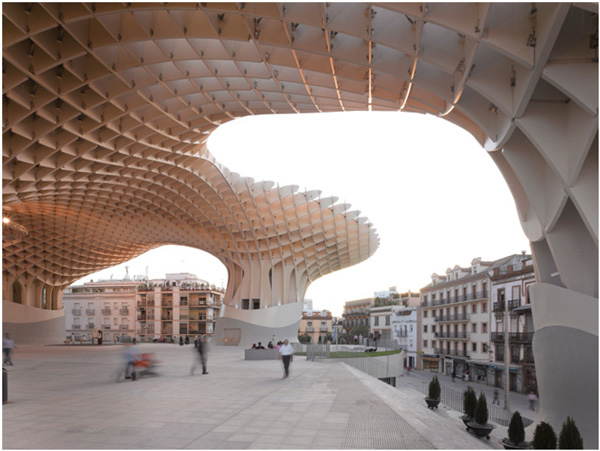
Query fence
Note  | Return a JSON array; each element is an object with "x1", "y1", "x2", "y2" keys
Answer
[{"x1": 402, "y1": 376, "x2": 533, "y2": 428}]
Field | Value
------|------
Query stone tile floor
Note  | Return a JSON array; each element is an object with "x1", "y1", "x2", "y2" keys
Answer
[{"x1": 3, "y1": 343, "x2": 506, "y2": 449}]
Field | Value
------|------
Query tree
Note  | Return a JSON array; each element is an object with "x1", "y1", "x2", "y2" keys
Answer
[
  {"x1": 558, "y1": 417, "x2": 583, "y2": 449},
  {"x1": 350, "y1": 325, "x2": 369, "y2": 338},
  {"x1": 507, "y1": 411, "x2": 525, "y2": 445},
  {"x1": 474, "y1": 392, "x2": 489, "y2": 426},
  {"x1": 532, "y1": 422, "x2": 557, "y2": 449},
  {"x1": 463, "y1": 386, "x2": 477, "y2": 419},
  {"x1": 428, "y1": 376, "x2": 441, "y2": 400},
  {"x1": 298, "y1": 333, "x2": 312, "y2": 344}
]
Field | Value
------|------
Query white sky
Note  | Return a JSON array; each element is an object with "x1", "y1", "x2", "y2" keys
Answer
[{"x1": 76, "y1": 112, "x2": 530, "y2": 316}]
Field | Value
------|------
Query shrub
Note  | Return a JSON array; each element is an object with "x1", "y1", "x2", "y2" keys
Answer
[
  {"x1": 474, "y1": 392, "x2": 489, "y2": 425},
  {"x1": 558, "y1": 417, "x2": 583, "y2": 449},
  {"x1": 428, "y1": 376, "x2": 441, "y2": 400},
  {"x1": 533, "y1": 422, "x2": 557, "y2": 449},
  {"x1": 463, "y1": 386, "x2": 477, "y2": 418},
  {"x1": 508, "y1": 411, "x2": 525, "y2": 445}
]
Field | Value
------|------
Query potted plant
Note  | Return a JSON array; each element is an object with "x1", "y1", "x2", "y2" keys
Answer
[
  {"x1": 461, "y1": 386, "x2": 477, "y2": 430},
  {"x1": 467, "y1": 392, "x2": 495, "y2": 439},
  {"x1": 532, "y1": 422, "x2": 557, "y2": 449},
  {"x1": 558, "y1": 417, "x2": 583, "y2": 449},
  {"x1": 425, "y1": 375, "x2": 441, "y2": 409},
  {"x1": 502, "y1": 411, "x2": 531, "y2": 449}
]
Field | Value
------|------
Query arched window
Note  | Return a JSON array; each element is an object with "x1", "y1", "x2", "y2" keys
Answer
[{"x1": 12, "y1": 281, "x2": 22, "y2": 304}]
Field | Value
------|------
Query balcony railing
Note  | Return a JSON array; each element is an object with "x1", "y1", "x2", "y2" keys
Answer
[
  {"x1": 319, "y1": 327, "x2": 328, "y2": 332},
  {"x1": 511, "y1": 332, "x2": 534, "y2": 343},
  {"x1": 306, "y1": 327, "x2": 313, "y2": 332},
  {"x1": 120, "y1": 309, "x2": 129, "y2": 315},
  {"x1": 423, "y1": 291, "x2": 489, "y2": 307},
  {"x1": 161, "y1": 316, "x2": 173, "y2": 320},
  {"x1": 120, "y1": 325, "x2": 129, "y2": 330},
  {"x1": 102, "y1": 325, "x2": 111, "y2": 330},
  {"x1": 102, "y1": 309, "x2": 111, "y2": 315},
  {"x1": 72, "y1": 309, "x2": 81, "y2": 316},
  {"x1": 508, "y1": 299, "x2": 521, "y2": 310},
  {"x1": 434, "y1": 313, "x2": 470, "y2": 323},
  {"x1": 87, "y1": 324, "x2": 95, "y2": 329},
  {"x1": 493, "y1": 302, "x2": 505, "y2": 312},
  {"x1": 72, "y1": 324, "x2": 81, "y2": 329},
  {"x1": 491, "y1": 332, "x2": 504, "y2": 342},
  {"x1": 180, "y1": 315, "x2": 188, "y2": 320},
  {"x1": 86, "y1": 309, "x2": 95, "y2": 315},
  {"x1": 434, "y1": 331, "x2": 470, "y2": 339},
  {"x1": 434, "y1": 347, "x2": 470, "y2": 358}
]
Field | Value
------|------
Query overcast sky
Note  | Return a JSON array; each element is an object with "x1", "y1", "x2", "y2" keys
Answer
[{"x1": 76, "y1": 111, "x2": 529, "y2": 316}]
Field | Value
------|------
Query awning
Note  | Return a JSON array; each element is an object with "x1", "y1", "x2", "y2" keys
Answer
[
  {"x1": 512, "y1": 305, "x2": 532, "y2": 313},
  {"x1": 421, "y1": 355, "x2": 439, "y2": 360}
]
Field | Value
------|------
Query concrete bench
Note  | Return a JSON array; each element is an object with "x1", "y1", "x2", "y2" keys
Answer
[{"x1": 244, "y1": 348, "x2": 279, "y2": 360}]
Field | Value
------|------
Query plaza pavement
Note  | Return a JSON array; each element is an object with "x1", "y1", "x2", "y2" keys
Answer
[{"x1": 3, "y1": 343, "x2": 512, "y2": 449}]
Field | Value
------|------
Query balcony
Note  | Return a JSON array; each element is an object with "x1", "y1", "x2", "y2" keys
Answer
[
  {"x1": 397, "y1": 331, "x2": 409, "y2": 337},
  {"x1": 319, "y1": 327, "x2": 328, "y2": 332},
  {"x1": 72, "y1": 309, "x2": 81, "y2": 316},
  {"x1": 72, "y1": 324, "x2": 81, "y2": 329},
  {"x1": 180, "y1": 315, "x2": 188, "y2": 320},
  {"x1": 508, "y1": 299, "x2": 521, "y2": 310},
  {"x1": 102, "y1": 325, "x2": 111, "y2": 330},
  {"x1": 435, "y1": 347, "x2": 470, "y2": 358},
  {"x1": 510, "y1": 332, "x2": 534, "y2": 343},
  {"x1": 161, "y1": 301, "x2": 173, "y2": 307},
  {"x1": 86, "y1": 324, "x2": 95, "y2": 329},
  {"x1": 491, "y1": 332, "x2": 505, "y2": 342},
  {"x1": 86, "y1": 309, "x2": 95, "y2": 315},
  {"x1": 161, "y1": 316, "x2": 173, "y2": 321},
  {"x1": 102, "y1": 309, "x2": 111, "y2": 315},
  {"x1": 434, "y1": 313, "x2": 470, "y2": 323},
  {"x1": 434, "y1": 331, "x2": 470, "y2": 339},
  {"x1": 119, "y1": 309, "x2": 129, "y2": 315},
  {"x1": 120, "y1": 325, "x2": 129, "y2": 330},
  {"x1": 493, "y1": 302, "x2": 505, "y2": 312}
]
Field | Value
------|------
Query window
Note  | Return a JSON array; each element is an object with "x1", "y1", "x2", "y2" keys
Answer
[
  {"x1": 483, "y1": 343, "x2": 489, "y2": 353},
  {"x1": 113, "y1": 318, "x2": 118, "y2": 325},
  {"x1": 424, "y1": 325, "x2": 428, "y2": 333},
  {"x1": 482, "y1": 302, "x2": 487, "y2": 313},
  {"x1": 512, "y1": 285, "x2": 520, "y2": 301},
  {"x1": 482, "y1": 323, "x2": 488, "y2": 333},
  {"x1": 432, "y1": 325, "x2": 436, "y2": 333},
  {"x1": 424, "y1": 310, "x2": 428, "y2": 318},
  {"x1": 472, "y1": 342, "x2": 477, "y2": 352},
  {"x1": 472, "y1": 323, "x2": 477, "y2": 333},
  {"x1": 374, "y1": 316, "x2": 379, "y2": 326},
  {"x1": 472, "y1": 304, "x2": 477, "y2": 313},
  {"x1": 241, "y1": 299, "x2": 249, "y2": 310},
  {"x1": 498, "y1": 288, "x2": 505, "y2": 302},
  {"x1": 385, "y1": 315, "x2": 390, "y2": 326},
  {"x1": 252, "y1": 299, "x2": 260, "y2": 310},
  {"x1": 423, "y1": 340, "x2": 428, "y2": 348}
]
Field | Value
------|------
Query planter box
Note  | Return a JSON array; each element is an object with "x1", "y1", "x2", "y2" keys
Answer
[{"x1": 467, "y1": 421, "x2": 495, "y2": 439}]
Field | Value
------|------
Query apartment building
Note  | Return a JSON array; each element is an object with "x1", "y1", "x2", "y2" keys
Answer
[
  {"x1": 137, "y1": 273, "x2": 223, "y2": 341},
  {"x1": 298, "y1": 309, "x2": 332, "y2": 343},
  {"x1": 342, "y1": 297, "x2": 374, "y2": 336},
  {"x1": 370, "y1": 305, "x2": 394, "y2": 340},
  {"x1": 63, "y1": 279, "x2": 140, "y2": 342},
  {"x1": 489, "y1": 256, "x2": 537, "y2": 393},
  {"x1": 392, "y1": 306, "x2": 418, "y2": 369},
  {"x1": 418, "y1": 255, "x2": 529, "y2": 383}
]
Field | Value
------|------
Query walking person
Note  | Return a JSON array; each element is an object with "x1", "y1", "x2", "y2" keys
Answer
[
  {"x1": 278, "y1": 339, "x2": 294, "y2": 379},
  {"x1": 70, "y1": 332, "x2": 75, "y2": 345},
  {"x1": 190, "y1": 335, "x2": 208, "y2": 375},
  {"x1": 493, "y1": 388, "x2": 500, "y2": 405},
  {"x1": 528, "y1": 391, "x2": 537, "y2": 411},
  {"x1": 116, "y1": 341, "x2": 139, "y2": 381},
  {"x1": 3, "y1": 333, "x2": 16, "y2": 366}
]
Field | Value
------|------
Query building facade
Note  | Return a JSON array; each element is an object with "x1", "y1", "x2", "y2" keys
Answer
[
  {"x1": 342, "y1": 298, "x2": 374, "y2": 338},
  {"x1": 298, "y1": 310, "x2": 332, "y2": 344},
  {"x1": 137, "y1": 273, "x2": 223, "y2": 342},
  {"x1": 63, "y1": 279, "x2": 139, "y2": 343},
  {"x1": 489, "y1": 257, "x2": 537, "y2": 394},
  {"x1": 370, "y1": 305, "x2": 394, "y2": 341},
  {"x1": 392, "y1": 306, "x2": 418, "y2": 369}
]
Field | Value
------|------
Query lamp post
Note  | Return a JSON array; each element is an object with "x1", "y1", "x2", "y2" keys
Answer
[{"x1": 504, "y1": 297, "x2": 510, "y2": 411}]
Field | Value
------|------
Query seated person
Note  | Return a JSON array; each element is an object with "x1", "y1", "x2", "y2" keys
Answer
[
  {"x1": 255, "y1": 342, "x2": 266, "y2": 349},
  {"x1": 267, "y1": 341, "x2": 274, "y2": 349},
  {"x1": 251, "y1": 343, "x2": 257, "y2": 349}
]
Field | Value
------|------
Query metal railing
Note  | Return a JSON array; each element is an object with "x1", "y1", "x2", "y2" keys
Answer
[
  {"x1": 72, "y1": 324, "x2": 81, "y2": 329},
  {"x1": 72, "y1": 309, "x2": 81, "y2": 315},
  {"x1": 120, "y1": 325, "x2": 129, "y2": 330},
  {"x1": 102, "y1": 325, "x2": 111, "y2": 330},
  {"x1": 404, "y1": 377, "x2": 533, "y2": 428},
  {"x1": 119, "y1": 309, "x2": 129, "y2": 315},
  {"x1": 435, "y1": 313, "x2": 470, "y2": 322},
  {"x1": 434, "y1": 331, "x2": 470, "y2": 339},
  {"x1": 86, "y1": 309, "x2": 95, "y2": 315},
  {"x1": 102, "y1": 309, "x2": 111, "y2": 315}
]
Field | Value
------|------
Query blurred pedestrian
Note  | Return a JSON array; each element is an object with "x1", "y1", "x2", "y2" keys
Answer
[
  {"x1": 116, "y1": 342, "x2": 139, "y2": 381},
  {"x1": 279, "y1": 339, "x2": 294, "y2": 379},
  {"x1": 493, "y1": 388, "x2": 500, "y2": 405},
  {"x1": 190, "y1": 336, "x2": 208, "y2": 375},
  {"x1": 3, "y1": 333, "x2": 16, "y2": 366},
  {"x1": 70, "y1": 332, "x2": 75, "y2": 345},
  {"x1": 528, "y1": 392, "x2": 537, "y2": 411}
]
